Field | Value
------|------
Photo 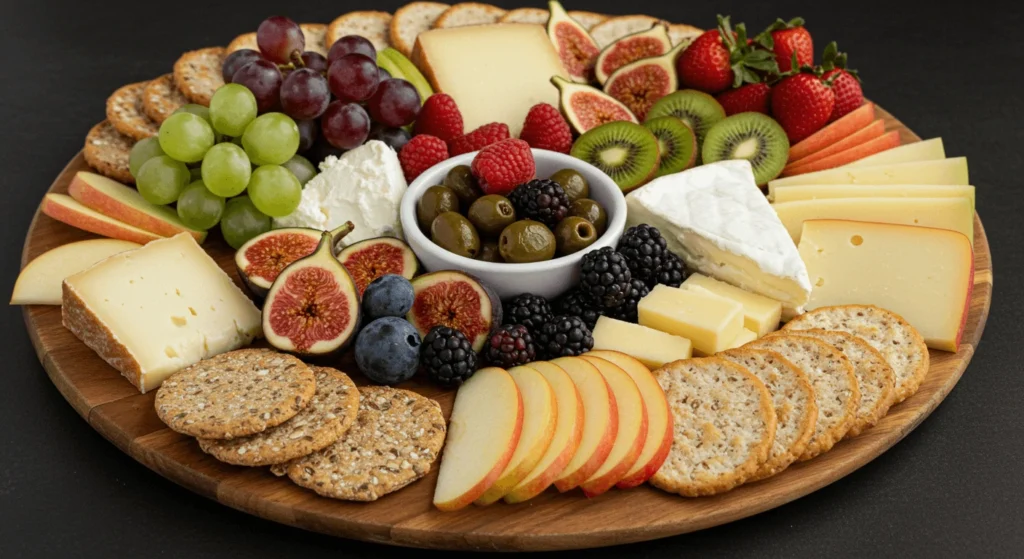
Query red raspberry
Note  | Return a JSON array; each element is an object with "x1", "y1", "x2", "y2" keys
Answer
[
  {"x1": 398, "y1": 135, "x2": 449, "y2": 182},
  {"x1": 519, "y1": 103, "x2": 573, "y2": 153},
  {"x1": 470, "y1": 138, "x2": 535, "y2": 196},
  {"x1": 449, "y1": 122, "x2": 510, "y2": 156},
  {"x1": 412, "y1": 93, "x2": 464, "y2": 143}
]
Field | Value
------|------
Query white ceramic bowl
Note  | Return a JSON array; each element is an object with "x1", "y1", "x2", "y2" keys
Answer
[{"x1": 400, "y1": 149, "x2": 627, "y2": 300}]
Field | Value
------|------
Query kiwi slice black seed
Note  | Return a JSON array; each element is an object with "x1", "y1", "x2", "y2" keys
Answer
[
  {"x1": 569, "y1": 121, "x2": 661, "y2": 193},
  {"x1": 645, "y1": 90, "x2": 726, "y2": 156},
  {"x1": 642, "y1": 116, "x2": 697, "y2": 177},
  {"x1": 701, "y1": 112, "x2": 790, "y2": 185}
]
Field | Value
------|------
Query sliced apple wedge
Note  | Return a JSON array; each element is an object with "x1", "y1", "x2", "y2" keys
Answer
[
  {"x1": 550, "y1": 357, "x2": 617, "y2": 492},
  {"x1": 588, "y1": 350, "x2": 673, "y2": 489},
  {"x1": 68, "y1": 172, "x2": 206, "y2": 242},
  {"x1": 505, "y1": 361, "x2": 584, "y2": 504},
  {"x1": 41, "y1": 194, "x2": 164, "y2": 245},
  {"x1": 11, "y1": 239, "x2": 141, "y2": 305},
  {"x1": 578, "y1": 355, "x2": 647, "y2": 497},
  {"x1": 433, "y1": 367, "x2": 523, "y2": 511},
  {"x1": 475, "y1": 365, "x2": 557, "y2": 505}
]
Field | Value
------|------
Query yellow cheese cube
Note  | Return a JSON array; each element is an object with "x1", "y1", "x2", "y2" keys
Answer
[
  {"x1": 843, "y1": 138, "x2": 945, "y2": 168},
  {"x1": 772, "y1": 196, "x2": 974, "y2": 243},
  {"x1": 591, "y1": 316, "x2": 692, "y2": 369},
  {"x1": 680, "y1": 273, "x2": 782, "y2": 337},
  {"x1": 638, "y1": 285, "x2": 743, "y2": 355},
  {"x1": 767, "y1": 156, "x2": 969, "y2": 198},
  {"x1": 771, "y1": 183, "x2": 975, "y2": 210},
  {"x1": 726, "y1": 328, "x2": 758, "y2": 351}
]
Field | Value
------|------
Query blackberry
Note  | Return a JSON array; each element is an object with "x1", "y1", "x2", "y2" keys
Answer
[
  {"x1": 502, "y1": 293, "x2": 553, "y2": 335},
  {"x1": 554, "y1": 288, "x2": 602, "y2": 331},
  {"x1": 537, "y1": 315, "x2": 594, "y2": 358},
  {"x1": 652, "y1": 252, "x2": 687, "y2": 288},
  {"x1": 420, "y1": 326, "x2": 478, "y2": 388},
  {"x1": 485, "y1": 324, "x2": 537, "y2": 368},
  {"x1": 579, "y1": 246, "x2": 632, "y2": 308},
  {"x1": 507, "y1": 179, "x2": 570, "y2": 228},
  {"x1": 605, "y1": 279, "x2": 649, "y2": 323},
  {"x1": 616, "y1": 224, "x2": 669, "y2": 285}
]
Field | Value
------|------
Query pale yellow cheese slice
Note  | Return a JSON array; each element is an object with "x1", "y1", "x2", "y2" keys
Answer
[
  {"x1": 638, "y1": 285, "x2": 743, "y2": 356},
  {"x1": 772, "y1": 197, "x2": 974, "y2": 244}
]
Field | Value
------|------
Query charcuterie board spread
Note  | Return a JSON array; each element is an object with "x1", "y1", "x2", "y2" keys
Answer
[{"x1": 14, "y1": 2, "x2": 992, "y2": 551}]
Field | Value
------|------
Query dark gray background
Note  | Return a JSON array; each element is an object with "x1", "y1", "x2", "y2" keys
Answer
[{"x1": 2, "y1": 0, "x2": 1022, "y2": 557}]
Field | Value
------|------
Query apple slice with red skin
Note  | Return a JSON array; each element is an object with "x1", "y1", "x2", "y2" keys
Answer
[
  {"x1": 550, "y1": 357, "x2": 617, "y2": 492},
  {"x1": 41, "y1": 194, "x2": 163, "y2": 245}
]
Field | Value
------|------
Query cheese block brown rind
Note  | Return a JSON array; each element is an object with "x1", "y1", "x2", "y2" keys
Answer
[{"x1": 62, "y1": 280, "x2": 144, "y2": 389}]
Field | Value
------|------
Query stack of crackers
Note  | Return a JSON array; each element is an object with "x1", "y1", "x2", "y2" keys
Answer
[
  {"x1": 650, "y1": 305, "x2": 929, "y2": 497},
  {"x1": 155, "y1": 349, "x2": 447, "y2": 502}
]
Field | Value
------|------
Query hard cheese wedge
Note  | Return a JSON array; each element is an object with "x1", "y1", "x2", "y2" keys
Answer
[
  {"x1": 771, "y1": 183, "x2": 975, "y2": 210},
  {"x1": 592, "y1": 316, "x2": 693, "y2": 368},
  {"x1": 767, "y1": 156, "x2": 969, "y2": 198},
  {"x1": 680, "y1": 273, "x2": 782, "y2": 337},
  {"x1": 843, "y1": 137, "x2": 945, "y2": 168},
  {"x1": 61, "y1": 233, "x2": 263, "y2": 393},
  {"x1": 798, "y1": 220, "x2": 974, "y2": 351},
  {"x1": 638, "y1": 284, "x2": 743, "y2": 355},
  {"x1": 412, "y1": 23, "x2": 569, "y2": 136}
]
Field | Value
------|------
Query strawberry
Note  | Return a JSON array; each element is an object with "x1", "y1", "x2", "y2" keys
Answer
[
  {"x1": 716, "y1": 83, "x2": 772, "y2": 116},
  {"x1": 449, "y1": 122, "x2": 511, "y2": 156},
  {"x1": 398, "y1": 134, "x2": 449, "y2": 182},
  {"x1": 763, "y1": 17, "x2": 814, "y2": 73},
  {"x1": 412, "y1": 93, "x2": 464, "y2": 143},
  {"x1": 677, "y1": 15, "x2": 778, "y2": 94},
  {"x1": 820, "y1": 42, "x2": 864, "y2": 122},
  {"x1": 519, "y1": 103, "x2": 573, "y2": 153},
  {"x1": 770, "y1": 72, "x2": 835, "y2": 143},
  {"x1": 470, "y1": 139, "x2": 536, "y2": 196}
]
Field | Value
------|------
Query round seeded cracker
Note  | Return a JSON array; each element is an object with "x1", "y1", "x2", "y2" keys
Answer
[
  {"x1": 83, "y1": 120, "x2": 135, "y2": 184},
  {"x1": 106, "y1": 81, "x2": 160, "y2": 140},
  {"x1": 142, "y1": 74, "x2": 188, "y2": 124},
  {"x1": 173, "y1": 47, "x2": 226, "y2": 106}
]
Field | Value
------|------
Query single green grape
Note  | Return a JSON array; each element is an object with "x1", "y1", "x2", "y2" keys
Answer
[
  {"x1": 241, "y1": 112, "x2": 299, "y2": 166},
  {"x1": 136, "y1": 155, "x2": 190, "y2": 205},
  {"x1": 128, "y1": 137, "x2": 165, "y2": 178},
  {"x1": 281, "y1": 154, "x2": 317, "y2": 186},
  {"x1": 159, "y1": 112, "x2": 215, "y2": 163},
  {"x1": 209, "y1": 84, "x2": 258, "y2": 137},
  {"x1": 248, "y1": 165, "x2": 302, "y2": 217},
  {"x1": 201, "y1": 143, "x2": 251, "y2": 197},
  {"x1": 177, "y1": 180, "x2": 226, "y2": 231},
  {"x1": 174, "y1": 104, "x2": 212, "y2": 125},
  {"x1": 220, "y1": 196, "x2": 272, "y2": 249}
]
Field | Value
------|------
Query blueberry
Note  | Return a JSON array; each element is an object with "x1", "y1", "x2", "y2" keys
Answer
[
  {"x1": 354, "y1": 317, "x2": 421, "y2": 385},
  {"x1": 361, "y1": 274, "x2": 415, "y2": 320}
]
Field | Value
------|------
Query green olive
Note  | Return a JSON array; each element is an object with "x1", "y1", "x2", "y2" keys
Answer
[
  {"x1": 477, "y1": 240, "x2": 503, "y2": 263},
  {"x1": 554, "y1": 216, "x2": 598, "y2": 255},
  {"x1": 443, "y1": 165, "x2": 483, "y2": 207},
  {"x1": 549, "y1": 169, "x2": 590, "y2": 202},
  {"x1": 498, "y1": 220, "x2": 556, "y2": 263},
  {"x1": 569, "y1": 198, "x2": 608, "y2": 235},
  {"x1": 430, "y1": 211, "x2": 480, "y2": 258},
  {"x1": 417, "y1": 185, "x2": 459, "y2": 231},
  {"x1": 467, "y1": 195, "x2": 516, "y2": 237}
]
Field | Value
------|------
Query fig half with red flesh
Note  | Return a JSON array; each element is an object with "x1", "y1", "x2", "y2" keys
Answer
[
  {"x1": 235, "y1": 222, "x2": 354, "y2": 300},
  {"x1": 552, "y1": 76, "x2": 637, "y2": 135},
  {"x1": 407, "y1": 270, "x2": 501, "y2": 353},
  {"x1": 262, "y1": 231, "x2": 362, "y2": 357},
  {"x1": 547, "y1": 0, "x2": 600, "y2": 83},
  {"x1": 595, "y1": 23, "x2": 672, "y2": 85},
  {"x1": 603, "y1": 41, "x2": 688, "y2": 121},
  {"x1": 337, "y1": 237, "x2": 419, "y2": 296}
]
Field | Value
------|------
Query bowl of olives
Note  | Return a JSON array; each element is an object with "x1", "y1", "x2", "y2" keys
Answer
[{"x1": 399, "y1": 149, "x2": 627, "y2": 299}]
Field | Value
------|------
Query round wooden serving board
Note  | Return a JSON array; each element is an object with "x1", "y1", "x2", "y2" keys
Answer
[{"x1": 21, "y1": 107, "x2": 992, "y2": 551}]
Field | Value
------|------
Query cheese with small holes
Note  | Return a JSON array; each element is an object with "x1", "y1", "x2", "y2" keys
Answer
[
  {"x1": 412, "y1": 23, "x2": 569, "y2": 137},
  {"x1": 843, "y1": 137, "x2": 945, "y2": 168},
  {"x1": 771, "y1": 183, "x2": 975, "y2": 209},
  {"x1": 680, "y1": 274, "x2": 782, "y2": 337},
  {"x1": 61, "y1": 233, "x2": 263, "y2": 393},
  {"x1": 638, "y1": 284, "x2": 743, "y2": 355},
  {"x1": 767, "y1": 157, "x2": 969, "y2": 198},
  {"x1": 591, "y1": 316, "x2": 692, "y2": 368},
  {"x1": 798, "y1": 220, "x2": 974, "y2": 351}
]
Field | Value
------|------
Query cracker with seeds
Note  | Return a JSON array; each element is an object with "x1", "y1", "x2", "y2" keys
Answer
[
  {"x1": 155, "y1": 349, "x2": 316, "y2": 440},
  {"x1": 106, "y1": 81, "x2": 160, "y2": 140},
  {"x1": 567, "y1": 10, "x2": 608, "y2": 30},
  {"x1": 227, "y1": 32, "x2": 258, "y2": 53},
  {"x1": 142, "y1": 74, "x2": 188, "y2": 124},
  {"x1": 651, "y1": 357, "x2": 776, "y2": 497},
  {"x1": 228, "y1": 24, "x2": 328, "y2": 55},
  {"x1": 197, "y1": 367, "x2": 359, "y2": 466},
  {"x1": 173, "y1": 47, "x2": 226, "y2": 106},
  {"x1": 285, "y1": 386, "x2": 446, "y2": 502},
  {"x1": 327, "y1": 11, "x2": 393, "y2": 51},
  {"x1": 83, "y1": 121, "x2": 135, "y2": 184}
]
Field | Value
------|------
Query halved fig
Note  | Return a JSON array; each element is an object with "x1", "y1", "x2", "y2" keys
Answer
[
  {"x1": 235, "y1": 222, "x2": 354, "y2": 300},
  {"x1": 547, "y1": 0, "x2": 601, "y2": 83},
  {"x1": 552, "y1": 75, "x2": 638, "y2": 135},
  {"x1": 262, "y1": 231, "x2": 362, "y2": 358},
  {"x1": 337, "y1": 237, "x2": 419, "y2": 296},
  {"x1": 603, "y1": 41, "x2": 688, "y2": 120},
  {"x1": 406, "y1": 270, "x2": 501, "y2": 353},
  {"x1": 595, "y1": 23, "x2": 672, "y2": 85}
]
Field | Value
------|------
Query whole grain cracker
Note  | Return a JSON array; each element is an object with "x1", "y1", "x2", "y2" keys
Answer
[
  {"x1": 155, "y1": 349, "x2": 316, "y2": 440},
  {"x1": 226, "y1": 32, "x2": 258, "y2": 53},
  {"x1": 285, "y1": 386, "x2": 446, "y2": 502},
  {"x1": 142, "y1": 74, "x2": 188, "y2": 123},
  {"x1": 197, "y1": 366, "x2": 359, "y2": 466},
  {"x1": 300, "y1": 23, "x2": 329, "y2": 56},
  {"x1": 498, "y1": 7, "x2": 548, "y2": 25},
  {"x1": 389, "y1": 2, "x2": 450, "y2": 56},
  {"x1": 83, "y1": 121, "x2": 135, "y2": 184},
  {"x1": 106, "y1": 81, "x2": 160, "y2": 140},
  {"x1": 173, "y1": 47, "x2": 226, "y2": 106},
  {"x1": 327, "y1": 11, "x2": 393, "y2": 51},
  {"x1": 567, "y1": 10, "x2": 608, "y2": 30}
]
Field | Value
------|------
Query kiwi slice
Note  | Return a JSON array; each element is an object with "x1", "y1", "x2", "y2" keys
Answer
[
  {"x1": 701, "y1": 113, "x2": 790, "y2": 185},
  {"x1": 570, "y1": 121, "x2": 660, "y2": 193},
  {"x1": 645, "y1": 90, "x2": 726, "y2": 150},
  {"x1": 643, "y1": 116, "x2": 697, "y2": 177}
]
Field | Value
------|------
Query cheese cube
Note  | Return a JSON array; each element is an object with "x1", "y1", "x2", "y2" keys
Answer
[
  {"x1": 726, "y1": 328, "x2": 758, "y2": 350},
  {"x1": 680, "y1": 273, "x2": 782, "y2": 337},
  {"x1": 843, "y1": 138, "x2": 945, "y2": 168},
  {"x1": 412, "y1": 24, "x2": 569, "y2": 137},
  {"x1": 798, "y1": 220, "x2": 974, "y2": 351},
  {"x1": 771, "y1": 183, "x2": 975, "y2": 210},
  {"x1": 62, "y1": 233, "x2": 263, "y2": 393},
  {"x1": 638, "y1": 285, "x2": 743, "y2": 355},
  {"x1": 772, "y1": 196, "x2": 974, "y2": 243},
  {"x1": 591, "y1": 316, "x2": 692, "y2": 369},
  {"x1": 767, "y1": 157, "x2": 969, "y2": 197}
]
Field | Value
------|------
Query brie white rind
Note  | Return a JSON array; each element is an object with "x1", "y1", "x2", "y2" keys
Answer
[
  {"x1": 625, "y1": 160, "x2": 811, "y2": 314},
  {"x1": 273, "y1": 140, "x2": 408, "y2": 245}
]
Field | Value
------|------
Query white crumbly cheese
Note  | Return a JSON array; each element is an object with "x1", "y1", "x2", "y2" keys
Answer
[
  {"x1": 625, "y1": 160, "x2": 811, "y2": 314},
  {"x1": 273, "y1": 140, "x2": 408, "y2": 245}
]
